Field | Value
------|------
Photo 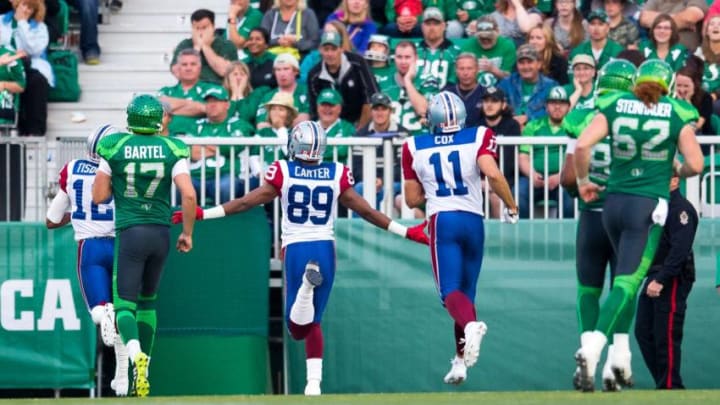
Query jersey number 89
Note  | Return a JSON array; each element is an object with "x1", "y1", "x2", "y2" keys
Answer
[{"x1": 287, "y1": 184, "x2": 334, "y2": 225}]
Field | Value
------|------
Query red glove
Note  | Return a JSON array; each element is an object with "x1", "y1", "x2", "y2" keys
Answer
[
  {"x1": 406, "y1": 220, "x2": 429, "y2": 245},
  {"x1": 171, "y1": 207, "x2": 204, "y2": 224}
]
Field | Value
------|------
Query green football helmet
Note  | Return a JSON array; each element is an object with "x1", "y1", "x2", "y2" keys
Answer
[
  {"x1": 634, "y1": 59, "x2": 674, "y2": 93},
  {"x1": 127, "y1": 94, "x2": 163, "y2": 135},
  {"x1": 595, "y1": 59, "x2": 636, "y2": 95}
]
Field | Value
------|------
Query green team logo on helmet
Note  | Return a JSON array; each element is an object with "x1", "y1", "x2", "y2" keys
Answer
[
  {"x1": 547, "y1": 86, "x2": 569, "y2": 102},
  {"x1": 634, "y1": 59, "x2": 675, "y2": 93},
  {"x1": 596, "y1": 59, "x2": 636, "y2": 95},
  {"x1": 127, "y1": 94, "x2": 164, "y2": 135},
  {"x1": 478, "y1": 71, "x2": 497, "y2": 88}
]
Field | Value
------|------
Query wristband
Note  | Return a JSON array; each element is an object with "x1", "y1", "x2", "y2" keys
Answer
[
  {"x1": 576, "y1": 175, "x2": 590, "y2": 187},
  {"x1": 227, "y1": 18, "x2": 237, "y2": 24},
  {"x1": 388, "y1": 220, "x2": 408, "y2": 237},
  {"x1": 204, "y1": 205, "x2": 226, "y2": 219}
]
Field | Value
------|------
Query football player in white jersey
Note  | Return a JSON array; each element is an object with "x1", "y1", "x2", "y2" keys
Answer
[
  {"x1": 172, "y1": 120, "x2": 429, "y2": 396},
  {"x1": 401, "y1": 91, "x2": 519, "y2": 385},
  {"x1": 46, "y1": 124, "x2": 130, "y2": 396}
]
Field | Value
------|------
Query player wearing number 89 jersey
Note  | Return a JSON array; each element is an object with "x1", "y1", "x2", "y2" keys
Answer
[
  {"x1": 573, "y1": 60, "x2": 704, "y2": 392},
  {"x1": 170, "y1": 120, "x2": 429, "y2": 396},
  {"x1": 402, "y1": 91, "x2": 518, "y2": 384}
]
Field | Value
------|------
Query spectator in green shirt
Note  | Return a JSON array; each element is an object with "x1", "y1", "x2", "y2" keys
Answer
[
  {"x1": 461, "y1": 15, "x2": 516, "y2": 81},
  {"x1": 171, "y1": 9, "x2": 239, "y2": 85},
  {"x1": 564, "y1": 54, "x2": 596, "y2": 110},
  {"x1": 315, "y1": 88, "x2": 355, "y2": 162},
  {"x1": 227, "y1": 0, "x2": 264, "y2": 53},
  {"x1": 516, "y1": 86, "x2": 574, "y2": 218},
  {"x1": 639, "y1": 14, "x2": 689, "y2": 71},
  {"x1": 568, "y1": 9, "x2": 623, "y2": 72}
]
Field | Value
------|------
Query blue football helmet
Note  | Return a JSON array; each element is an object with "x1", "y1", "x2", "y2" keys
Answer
[
  {"x1": 427, "y1": 91, "x2": 467, "y2": 134},
  {"x1": 87, "y1": 123, "x2": 121, "y2": 162},
  {"x1": 288, "y1": 121, "x2": 327, "y2": 163}
]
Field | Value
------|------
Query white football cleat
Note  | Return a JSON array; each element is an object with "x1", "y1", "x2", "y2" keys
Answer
[
  {"x1": 111, "y1": 336, "x2": 129, "y2": 396},
  {"x1": 100, "y1": 303, "x2": 117, "y2": 347},
  {"x1": 601, "y1": 345, "x2": 620, "y2": 392},
  {"x1": 304, "y1": 379, "x2": 321, "y2": 396},
  {"x1": 443, "y1": 356, "x2": 467, "y2": 385},
  {"x1": 611, "y1": 348, "x2": 634, "y2": 388},
  {"x1": 462, "y1": 321, "x2": 487, "y2": 368},
  {"x1": 303, "y1": 261, "x2": 323, "y2": 288}
]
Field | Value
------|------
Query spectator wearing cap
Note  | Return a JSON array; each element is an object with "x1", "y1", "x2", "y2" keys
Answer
[
  {"x1": 517, "y1": 86, "x2": 574, "y2": 219},
  {"x1": 159, "y1": 48, "x2": 222, "y2": 136},
  {"x1": 605, "y1": 0, "x2": 640, "y2": 49},
  {"x1": 315, "y1": 88, "x2": 355, "y2": 162},
  {"x1": 355, "y1": 91, "x2": 407, "y2": 210},
  {"x1": 478, "y1": 86, "x2": 521, "y2": 217},
  {"x1": 416, "y1": 7, "x2": 462, "y2": 89},
  {"x1": 445, "y1": 0, "x2": 492, "y2": 39},
  {"x1": 564, "y1": 54, "x2": 596, "y2": 109},
  {"x1": 253, "y1": 91, "x2": 298, "y2": 171},
  {"x1": 300, "y1": 20, "x2": 354, "y2": 83},
  {"x1": 640, "y1": 14, "x2": 689, "y2": 71},
  {"x1": 171, "y1": 9, "x2": 239, "y2": 85},
  {"x1": 489, "y1": 0, "x2": 544, "y2": 46},
  {"x1": 364, "y1": 34, "x2": 397, "y2": 93},
  {"x1": 227, "y1": 0, "x2": 264, "y2": 51},
  {"x1": 383, "y1": 41, "x2": 435, "y2": 134},
  {"x1": 527, "y1": 24, "x2": 569, "y2": 85},
  {"x1": 326, "y1": 0, "x2": 377, "y2": 53},
  {"x1": 444, "y1": 53, "x2": 485, "y2": 127},
  {"x1": 639, "y1": 0, "x2": 707, "y2": 53},
  {"x1": 569, "y1": 9, "x2": 624, "y2": 71},
  {"x1": 189, "y1": 86, "x2": 256, "y2": 204},
  {"x1": 307, "y1": 30, "x2": 379, "y2": 128},
  {"x1": 381, "y1": 0, "x2": 423, "y2": 38},
  {"x1": 461, "y1": 15, "x2": 517, "y2": 81},
  {"x1": 255, "y1": 52, "x2": 310, "y2": 127},
  {"x1": 498, "y1": 43, "x2": 559, "y2": 127},
  {"x1": 243, "y1": 27, "x2": 278, "y2": 90}
]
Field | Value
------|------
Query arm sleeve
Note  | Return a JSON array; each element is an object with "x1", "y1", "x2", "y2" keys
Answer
[
  {"x1": 58, "y1": 163, "x2": 69, "y2": 193},
  {"x1": 97, "y1": 158, "x2": 112, "y2": 175},
  {"x1": 477, "y1": 127, "x2": 498, "y2": 159},
  {"x1": 14, "y1": 21, "x2": 49, "y2": 56},
  {"x1": 297, "y1": 10, "x2": 319, "y2": 52},
  {"x1": 46, "y1": 190, "x2": 71, "y2": 223},
  {"x1": 401, "y1": 142, "x2": 418, "y2": 181},
  {"x1": 264, "y1": 161, "x2": 284, "y2": 194},
  {"x1": 339, "y1": 165, "x2": 355, "y2": 193},
  {"x1": 172, "y1": 158, "x2": 190, "y2": 178},
  {"x1": 654, "y1": 204, "x2": 699, "y2": 285}
]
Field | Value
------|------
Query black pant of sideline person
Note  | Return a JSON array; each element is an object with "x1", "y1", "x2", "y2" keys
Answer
[
  {"x1": 635, "y1": 184, "x2": 698, "y2": 389},
  {"x1": 18, "y1": 68, "x2": 49, "y2": 136}
]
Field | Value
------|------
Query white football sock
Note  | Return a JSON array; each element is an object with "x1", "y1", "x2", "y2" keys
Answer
[
  {"x1": 126, "y1": 339, "x2": 142, "y2": 361},
  {"x1": 290, "y1": 287, "x2": 315, "y2": 325},
  {"x1": 306, "y1": 358, "x2": 323, "y2": 382},
  {"x1": 613, "y1": 333, "x2": 630, "y2": 354}
]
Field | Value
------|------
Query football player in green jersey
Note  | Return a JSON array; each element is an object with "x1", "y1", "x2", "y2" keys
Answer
[
  {"x1": 561, "y1": 58, "x2": 635, "y2": 392},
  {"x1": 573, "y1": 60, "x2": 704, "y2": 392},
  {"x1": 92, "y1": 94, "x2": 197, "y2": 397}
]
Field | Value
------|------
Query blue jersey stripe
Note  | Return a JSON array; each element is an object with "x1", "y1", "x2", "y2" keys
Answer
[{"x1": 413, "y1": 127, "x2": 478, "y2": 150}]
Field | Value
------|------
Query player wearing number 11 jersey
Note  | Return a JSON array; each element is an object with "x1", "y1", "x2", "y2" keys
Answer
[
  {"x1": 401, "y1": 91, "x2": 519, "y2": 385},
  {"x1": 171, "y1": 120, "x2": 429, "y2": 396},
  {"x1": 573, "y1": 60, "x2": 704, "y2": 393}
]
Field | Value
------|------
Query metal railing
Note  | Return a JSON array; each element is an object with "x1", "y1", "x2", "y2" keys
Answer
[{"x1": 5, "y1": 134, "x2": 719, "y2": 227}]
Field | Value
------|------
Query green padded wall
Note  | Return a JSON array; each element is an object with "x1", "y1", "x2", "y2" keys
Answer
[{"x1": 287, "y1": 219, "x2": 720, "y2": 393}]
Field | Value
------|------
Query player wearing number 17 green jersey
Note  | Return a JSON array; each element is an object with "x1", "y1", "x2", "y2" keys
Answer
[
  {"x1": 573, "y1": 60, "x2": 704, "y2": 393},
  {"x1": 93, "y1": 94, "x2": 197, "y2": 397}
]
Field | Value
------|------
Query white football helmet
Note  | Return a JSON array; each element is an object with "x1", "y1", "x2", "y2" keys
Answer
[
  {"x1": 288, "y1": 121, "x2": 326, "y2": 163},
  {"x1": 364, "y1": 34, "x2": 390, "y2": 62},
  {"x1": 87, "y1": 123, "x2": 121, "y2": 162},
  {"x1": 427, "y1": 91, "x2": 467, "y2": 134}
]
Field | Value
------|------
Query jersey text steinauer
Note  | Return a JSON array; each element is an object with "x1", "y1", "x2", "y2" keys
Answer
[{"x1": 615, "y1": 99, "x2": 671, "y2": 118}]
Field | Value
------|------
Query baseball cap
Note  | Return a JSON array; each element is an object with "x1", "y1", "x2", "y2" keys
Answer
[
  {"x1": 203, "y1": 86, "x2": 229, "y2": 101},
  {"x1": 587, "y1": 9, "x2": 608, "y2": 23},
  {"x1": 475, "y1": 16, "x2": 498, "y2": 39},
  {"x1": 516, "y1": 44, "x2": 539, "y2": 61},
  {"x1": 320, "y1": 31, "x2": 341, "y2": 47},
  {"x1": 274, "y1": 52, "x2": 300, "y2": 70},
  {"x1": 571, "y1": 54, "x2": 596, "y2": 68},
  {"x1": 422, "y1": 7, "x2": 444, "y2": 22},
  {"x1": 482, "y1": 86, "x2": 506, "y2": 101},
  {"x1": 370, "y1": 92, "x2": 392, "y2": 108},
  {"x1": 547, "y1": 86, "x2": 570, "y2": 103},
  {"x1": 317, "y1": 88, "x2": 342, "y2": 105}
]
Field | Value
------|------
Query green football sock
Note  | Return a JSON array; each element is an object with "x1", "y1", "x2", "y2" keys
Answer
[
  {"x1": 114, "y1": 297, "x2": 138, "y2": 344},
  {"x1": 577, "y1": 285, "x2": 602, "y2": 333},
  {"x1": 137, "y1": 294, "x2": 158, "y2": 356}
]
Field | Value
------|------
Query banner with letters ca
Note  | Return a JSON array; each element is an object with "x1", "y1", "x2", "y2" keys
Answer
[{"x1": 0, "y1": 224, "x2": 96, "y2": 389}]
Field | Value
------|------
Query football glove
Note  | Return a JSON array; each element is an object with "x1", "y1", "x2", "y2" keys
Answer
[
  {"x1": 406, "y1": 220, "x2": 430, "y2": 245},
  {"x1": 501, "y1": 208, "x2": 518, "y2": 224},
  {"x1": 171, "y1": 207, "x2": 204, "y2": 224}
]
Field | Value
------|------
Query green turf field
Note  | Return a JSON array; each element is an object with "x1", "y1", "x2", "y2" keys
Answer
[{"x1": 3, "y1": 391, "x2": 720, "y2": 405}]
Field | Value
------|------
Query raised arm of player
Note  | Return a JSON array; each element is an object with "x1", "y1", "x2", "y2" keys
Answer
[
  {"x1": 676, "y1": 124, "x2": 704, "y2": 178},
  {"x1": 46, "y1": 163, "x2": 72, "y2": 229}
]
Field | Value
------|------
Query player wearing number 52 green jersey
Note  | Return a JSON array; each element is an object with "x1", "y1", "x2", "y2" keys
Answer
[
  {"x1": 573, "y1": 60, "x2": 704, "y2": 393},
  {"x1": 93, "y1": 94, "x2": 197, "y2": 398}
]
